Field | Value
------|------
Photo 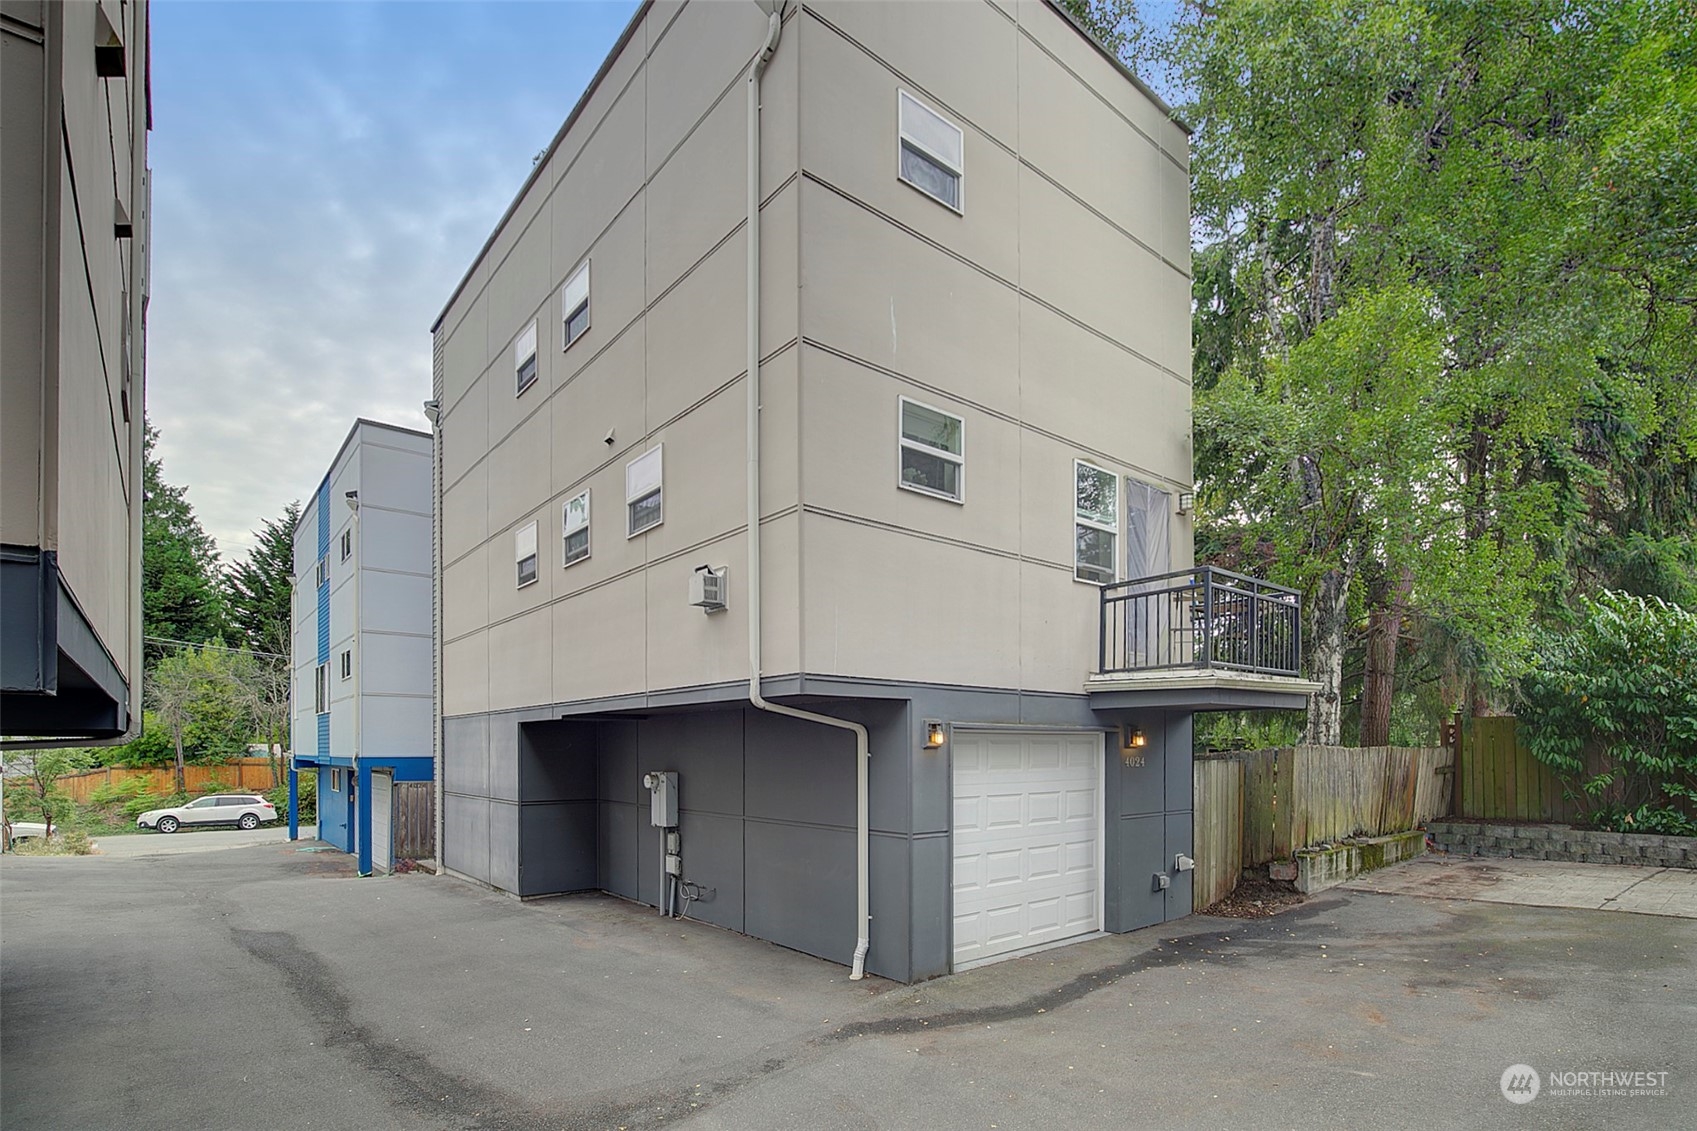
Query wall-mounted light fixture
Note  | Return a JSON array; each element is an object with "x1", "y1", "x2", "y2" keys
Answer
[
  {"x1": 1177, "y1": 491, "x2": 1195, "y2": 515},
  {"x1": 422, "y1": 399, "x2": 442, "y2": 427},
  {"x1": 344, "y1": 490, "x2": 360, "y2": 513},
  {"x1": 1124, "y1": 726, "x2": 1147, "y2": 750},
  {"x1": 923, "y1": 720, "x2": 947, "y2": 750}
]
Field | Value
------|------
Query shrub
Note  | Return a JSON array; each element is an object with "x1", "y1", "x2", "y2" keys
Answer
[
  {"x1": 123, "y1": 791, "x2": 187, "y2": 819},
  {"x1": 1519, "y1": 591, "x2": 1697, "y2": 824},
  {"x1": 267, "y1": 774, "x2": 316, "y2": 823},
  {"x1": 87, "y1": 776, "x2": 156, "y2": 806}
]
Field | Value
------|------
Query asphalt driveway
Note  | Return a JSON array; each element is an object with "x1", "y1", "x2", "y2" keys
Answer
[{"x1": 2, "y1": 845, "x2": 1692, "y2": 1130}]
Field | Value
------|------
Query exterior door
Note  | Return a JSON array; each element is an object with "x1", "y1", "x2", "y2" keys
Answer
[
  {"x1": 952, "y1": 730, "x2": 1103, "y2": 971},
  {"x1": 371, "y1": 771, "x2": 393, "y2": 874}
]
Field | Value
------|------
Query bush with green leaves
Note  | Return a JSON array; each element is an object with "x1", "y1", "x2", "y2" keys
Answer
[
  {"x1": 267, "y1": 774, "x2": 316, "y2": 823},
  {"x1": 1519, "y1": 591, "x2": 1697, "y2": 834}
]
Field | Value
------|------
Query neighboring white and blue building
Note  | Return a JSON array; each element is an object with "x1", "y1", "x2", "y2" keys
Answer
[{"x1": 289, "y1": 419, "x2": 435, "y2": 874}]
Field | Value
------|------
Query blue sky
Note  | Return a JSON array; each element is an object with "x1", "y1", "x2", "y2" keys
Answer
[{"x1": 146, "y1": 0, "x2": 639, "y2": 559}]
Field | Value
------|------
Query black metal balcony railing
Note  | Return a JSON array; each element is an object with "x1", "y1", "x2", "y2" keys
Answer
[{"x1": 1098, "y1": 566, "x2": 1303, "y2": 677}]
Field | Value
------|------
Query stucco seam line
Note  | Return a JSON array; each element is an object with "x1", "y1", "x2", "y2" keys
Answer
[
  {"x1": 438, "y1": 2, "x2": 794, "y2": 351},
  {"x1": 1017, "y1": 156, "x2": 1192, "y2": 281},
  {"x1": 800, "y1": 504, "x2": 1072, "y2": 575},
  {"x1": 435, "y1": 171, "x2": 800, "y2": 450},
  {"x1": 439, "y1": 337, "x2": 799, "y2": 549},
  {"x1": 350, "y1": 502, "x2": 433, "y2": 521},
  {"x1": 353, "y1": 567, "x2": 433, "y2": 582},
  {"x1": 1015, "y1": 13, "x2": 1189, "y2": 173},
  {"x1": 799, "y1": 173, "x2": 1190, "y2": 387},
  {"x1": 60, "y1": 113, "x2": 128, "y2": 498},
  {"x1": 439, "y1": 507, "x2": 802, "y2": 648},
  {"x1": 346, "y1": 691, "x2": 433, "y2": 702},
  {"x1": 799, "y1": 338, "x2": 1191, "y2": 494},
  {"x1": 359, "y1": 628, "x2": 434, "y2": 640},
  {"x1": 1, "y1": 11, "x2": 46, "y2": 40}
]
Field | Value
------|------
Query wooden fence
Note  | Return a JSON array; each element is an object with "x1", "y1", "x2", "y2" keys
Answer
[
  {"x1": 1457, "y1": 716, "x2": 1581, "y2": 822},
  {"x1": 54, "y1": 758, "x2": 282, "y2": 804},
  {"x1": 392, "y1": 782, "x2": 435, "y2": 860},
  {"x1": 1194, "y1": 745, "x2": 1453, "y2": 911}
]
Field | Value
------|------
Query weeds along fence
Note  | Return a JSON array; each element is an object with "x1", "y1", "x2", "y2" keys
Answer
[
  {"x1": 53, "y1": 758, "x2": 282, "y2": 804},
  {"x1": 1193, "y1": 745, "x2": 1455, "y2": 912}
]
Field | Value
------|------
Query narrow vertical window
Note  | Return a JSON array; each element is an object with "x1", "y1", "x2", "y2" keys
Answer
[
  {"x1": 1074, "y1": 461, "x2": 1118, "y2": 584},
  {"x1": 515, "y1": 521, "x2": 539, "y2": 587},
  {"x1": 315, "y1": 559, "x2": 327, "y2": 588},
  {"x1": 626, "y1": 447, "x2": 663, "y2": 536},
  {"x1": 897, "y1": 91, "x2": 964, "y2": 211},
  {"x1": 315, "y1": 663, "x2": 329, "y2": 713},
  {"x1": 340, "y1": 649, "x2": 353, "y2": 680},
  {"x1": 897, "y1": 397, "x2": 965, "y2": 502},
  {"x1": 340, "y1": 529, "x2": 352, "y2": 562},
  {"x1": 561, "y1": 261, "x2": 590, "y2": 350},
  {"x1": 514, "y1": 320, "x2": 539, "y2": 395},
  {"x1": 1124, "y1": 479, "x2": 1172, "y2": 581},
  {"x1": 563, "y1": 490, "x2": 591, "y2": 566}
]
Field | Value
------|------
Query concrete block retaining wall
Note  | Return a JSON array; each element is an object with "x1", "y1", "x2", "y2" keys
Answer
[
  {"x1": 1294, "y1": 830, "x2": 1427, "y2": 894},
  {"x1": 1427, "y1": 820, "x2": 1696, "y2": 869}
]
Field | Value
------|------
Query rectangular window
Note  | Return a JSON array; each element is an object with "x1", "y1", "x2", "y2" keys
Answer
[
  {"x1": 1124, "y1": 479, "x2": 1172, "y2": 581},
  {"x1": 340, "y1": 649, "x2": 352, "y2": 680},
  {"x1": 898, "y1": 91, "x2": 964, "y2": 212},
  {"x1": 340, "y1": 529, "x2": 352, "y2": 562},
  {"x1": 331, "y1": 767, "x2": 343, "y2": 792},
  {"x1": 315, "y1": 559, "x2": 326, "y2": 588},
  {"x1": 561, "y1": 261, "x2": 590, "y2": 350},
  {"x1": 514, "y1": 320, "x2": 539, "y2": 395},
  {"x1": 515, "y1": 521, "x2": 539, "y2": 588},
  {"x1": 1075, "y1": 461, "x2": 1118, "y2": 584},
  {"x1": 562, "y1": 490, "x2": 591, "y2": 567},
  {"x1": 314, "y1": 663, "x2": 328, "y2": 713},
  {"x1": 626, "y1": 446, "x2": 663, "y2": 536},
  {"x1": 898, "y1": 397, "x2": 965, "y2": 502}
]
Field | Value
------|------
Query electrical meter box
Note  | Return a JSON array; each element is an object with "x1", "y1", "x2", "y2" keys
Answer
[{"x1": 642, "y1": 771, "x2": 678, "y2": 827}]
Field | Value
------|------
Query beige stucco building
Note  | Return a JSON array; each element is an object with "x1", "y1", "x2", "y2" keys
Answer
[
  {"x1": 2, "y1": 0, "x2": 149, "y2": 742},
  {"x1": 431, "y1": 0, "x2": 1310, "y2": 982}
]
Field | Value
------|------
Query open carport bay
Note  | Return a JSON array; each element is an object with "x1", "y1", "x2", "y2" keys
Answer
[{"x1": 2, "y1": 847, "x2": 1693, "y2": 1131}]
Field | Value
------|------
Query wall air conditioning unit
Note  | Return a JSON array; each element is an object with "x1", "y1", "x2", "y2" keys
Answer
[{"x1": 689, "y1": 565, "x2": 728, "y2": 613}]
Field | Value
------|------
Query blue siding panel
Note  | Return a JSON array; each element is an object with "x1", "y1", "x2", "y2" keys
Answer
[{"x1": 317, "y1": 712, "x2": 330, "y2": 755}]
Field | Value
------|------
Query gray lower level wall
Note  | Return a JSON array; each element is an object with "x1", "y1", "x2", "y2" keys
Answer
[{"x1": 443, "y1": 678, "x2": 1195, "y2": 983}]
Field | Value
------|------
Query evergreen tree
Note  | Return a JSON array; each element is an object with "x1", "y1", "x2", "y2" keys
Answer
[
  {"x1": 225, "y1": 501, "x2": 300, "y2": 656},
  {"x1": 142, "y1": 421, "x2": 227, "y2": 659}
]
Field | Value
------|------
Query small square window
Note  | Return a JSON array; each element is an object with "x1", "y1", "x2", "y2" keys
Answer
[
  {"x1": 562, "y1": 261, "x2": 590, "y2": 350},
  {"x1": 515, "y1": 520, "x2": 539, "y2": 588},
  {"x1": 514, "y1": 320, "x2": 539, "y2": 395},
  {"x1": 898, "y1": 397, "x2": 964, "y2": 502},
  {"x1": 340, "y1": 529, "x2": 352, "y2": 562},
  {"x1": 898, "y1": 91, "x2": 963, "y2": 212},
  {"x1": 563, "y1": 490, "x2": 591, "y2": 567},
  {"x1": 315, "y1": 559, "x2": 327, "y2": 588},
  {"x1": 339, "y1": 649, "x2": 352, "y2": 680},
  {"x1": 627, "y1": 446, "x2": 663, "y2": 536},
  {"x1": 1075, "y1": 461, "x2": 1118, "y2": 585}
]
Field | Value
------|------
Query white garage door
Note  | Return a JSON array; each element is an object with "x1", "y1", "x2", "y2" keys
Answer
[
  {"x1": 952, "y1": 730, "x2": 1102, "y2": 970},
  {"x1": 371, "y1": 770, "x2": 393, "y2": 874}
]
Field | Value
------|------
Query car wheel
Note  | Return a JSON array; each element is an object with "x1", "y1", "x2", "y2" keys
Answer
[
  {"x1": 157, "y1": 816, "x2": 180, "y2": 834},
  {"x1": 238, "y1": 813, "x2": 259, "y2": 830}
]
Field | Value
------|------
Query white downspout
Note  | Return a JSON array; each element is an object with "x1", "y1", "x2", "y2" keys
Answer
[{"x1": 745, "y1": 3, "x2": 871, "y2": 981}]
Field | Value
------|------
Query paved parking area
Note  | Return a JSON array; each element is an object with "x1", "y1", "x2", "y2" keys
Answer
[
  {"x1": 1346, "y1": 854, "x2": 1697, "y2": 918},
  {"x1": 3, "y1": 845, "x2": 1693, "y2": 1130},
  {"x1": 84, "y1": 825, "x2": 311, "y2": 858}
]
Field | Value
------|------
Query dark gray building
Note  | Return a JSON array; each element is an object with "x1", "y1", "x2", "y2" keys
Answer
[{"x1": 429, "y1": 0, "x2": 1316, "y2": 982}]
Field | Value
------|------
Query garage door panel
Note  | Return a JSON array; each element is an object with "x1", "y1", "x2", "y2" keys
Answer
[{"x1": 953, "y1": 730, "x2": 1102, "y2": 969}]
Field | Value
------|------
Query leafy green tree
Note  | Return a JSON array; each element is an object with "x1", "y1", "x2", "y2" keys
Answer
[
  {"x1": 143, "y1": 422, "x2": 227, "y2": 659},
  {"x1": 146, "y1": 645, "x2": 256, "y2": 792},
  {"x1": 6, "y1": 749, "x2": 95, "y2": 838},
  {"x1": 1519, "y1": 591, "x2": 1697, "y2": 833}
]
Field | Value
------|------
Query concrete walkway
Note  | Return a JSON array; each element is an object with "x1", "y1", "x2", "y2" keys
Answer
[{"x1": 1345, "y1": 853, "x2": 1697, "y2": 918}]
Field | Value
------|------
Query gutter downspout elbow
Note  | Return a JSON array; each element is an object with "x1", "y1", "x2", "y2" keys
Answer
[{"x1": 745, "y1": 4, "x2": 872, "y2": 982}]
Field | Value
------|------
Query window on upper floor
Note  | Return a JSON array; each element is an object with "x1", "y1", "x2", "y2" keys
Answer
[
  {"x1": 563, "y1": 490, "x2": 591, "y2": 567},
  {"x1": 340, "y1": 648, "x2": 352, "y2": 680},
  {"x1": 898, "y1": 397, "x2": 965, "y2": 503},
  {"x1": 627, "y1": 447, "x2": 663, "y2": 536},
  {"x1": 1075, "y1": 461, "x2": 1118, "y2": 585},
  {"x1": 314, "y1": 663, "x2": 329, "y2": 713},
  {"x1": 315, "y1": 559, "x2": 327, "y2": 588},
  {"x1": 514, "y1": 320, "x2": 539, "y2": 396},
  {"x1": 340, "y1": 528, "x2": 352, "y2": 562},
  {"x1": 562, "y1": 261, "x2": 591, "y2": 350},
  {"x1": 898, "y1": 91, "x2": 964, "y2": 212},
  {"x1": 516, "y1": 520, "x2": 539, "y2": 588}
]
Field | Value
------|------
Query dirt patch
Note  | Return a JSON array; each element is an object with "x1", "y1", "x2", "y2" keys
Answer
[{"x1": 1201, "y1": 876, "x2": 1308, "y2": 918}]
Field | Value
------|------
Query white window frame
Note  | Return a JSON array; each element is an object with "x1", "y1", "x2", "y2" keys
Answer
[
  {"x1": 339, "y1": 528, "x2": 352, "y2": 562},
  {"x1": 1074, "y1": 460, "x2": 1119, "y2": 586},
  {"x1": 626, "y1": 446, "x2": 663, "y2": 537},
  {"x1": 897, "y1": 396, "x2": 966, "y2": 504},
  {"x1": 897, "y1": 90, "x2": 964, "y2": 213},
  {"x1": 514, "y1": 319, "x2": 539, "y2": 396},
  {"x1": 314, "y1": 663, "x2": 328, "y2": 713},
  {"x1": 340, "y1": 648, "x2": 352, "y2": 681},
  {"x1": 561, "y1": 261, "x2": 590, "y2": 351},
  {"x1": 331, "y1": 767, "x2": 343, "y2": 792},
  {"x1": 315, "y1": 559, "x2": 326, "y2": 588},
  {"x1": 515, "y1": 520, "x2": 539, "y2": 588},
  {"x1": 562, "y1": 489, "x2": 591, "y2": 567}
]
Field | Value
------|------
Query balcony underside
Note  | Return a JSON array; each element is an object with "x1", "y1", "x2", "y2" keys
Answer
[{"x1": 1086, "y1": 668, "x2": 1323, "y2": 712}]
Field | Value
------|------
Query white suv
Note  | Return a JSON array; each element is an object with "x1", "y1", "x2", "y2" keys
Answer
[{"x1": 137, "y1": 794, "x2": 278, "y2": 834}]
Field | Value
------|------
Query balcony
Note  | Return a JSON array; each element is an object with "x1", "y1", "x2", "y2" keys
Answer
[{"x1": 1088, "y1": 567, "x2": 1320, "y2": 711}]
